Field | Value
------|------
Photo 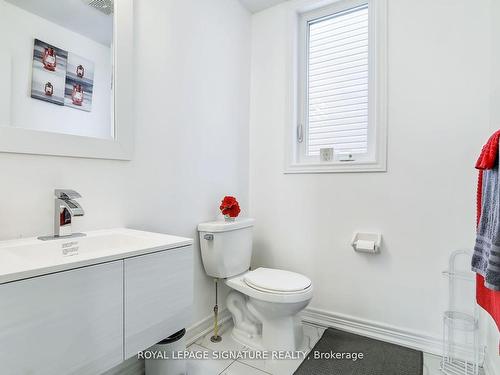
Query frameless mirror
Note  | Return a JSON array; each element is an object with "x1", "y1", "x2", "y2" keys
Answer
[{"x1": 0, "y1": 0, "x2": 133, "y2": 160}]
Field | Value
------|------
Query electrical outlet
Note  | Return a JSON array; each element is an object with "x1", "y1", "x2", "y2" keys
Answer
[{"x1": 320, "y1": 148, "x2": 334, "y2": 162}]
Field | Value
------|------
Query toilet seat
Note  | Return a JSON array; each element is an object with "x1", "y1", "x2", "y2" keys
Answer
[
  {"x1": 226, "y1": 268, "x2": 313, "y2": 304},
  {"x1": 244, "y1": 268, "x2": 311, "y2": 294}
]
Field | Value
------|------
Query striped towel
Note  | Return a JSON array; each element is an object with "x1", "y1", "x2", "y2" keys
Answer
[
  {"x1": 473, "y1": 164, "x2": 500, "y2": 290},
  {"x1": 474, "y1": 130, "x2": 500, "y2": 337}
]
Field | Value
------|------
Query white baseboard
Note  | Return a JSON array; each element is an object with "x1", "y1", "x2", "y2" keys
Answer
[
  {"x1": 185, "y1": 308, "x2": 231, "y2": 346},
  {"x1": 302, "y1": 308, "x2": 500, "y2": 374},
  {"x1": 302, "y1": 307, "x2": 443, "y2": 356},
  {"x1": 105, "y1": 306, "x2": 495, "y2": 375}
]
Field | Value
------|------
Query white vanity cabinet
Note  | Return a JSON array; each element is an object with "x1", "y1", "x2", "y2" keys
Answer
[
  {"x1": 0, "y1": 261, "x2": 123, "y2": 375},
  {"x1": 124, "y1": 246, "x2": 194, "y2": 358},
  {"x1": 0, "y1": 228, "x2": 194, "y2": 375}
]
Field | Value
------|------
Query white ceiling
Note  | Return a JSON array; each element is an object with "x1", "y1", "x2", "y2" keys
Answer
[
  {"x1": 239, "y1": 0, "x2": 288, "y2": 13},
  {"x1": 5, "y1": 0, "x2": 113, "y2": 46}
]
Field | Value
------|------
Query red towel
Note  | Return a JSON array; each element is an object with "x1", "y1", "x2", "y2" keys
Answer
[{"x1": 475, "y1": 130, "x2": 500, "y2": 344}]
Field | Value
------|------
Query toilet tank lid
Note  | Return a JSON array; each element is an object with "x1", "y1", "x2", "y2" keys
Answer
[{"x1": 198, "y1": 218, "x2": 255, "y2": 232}]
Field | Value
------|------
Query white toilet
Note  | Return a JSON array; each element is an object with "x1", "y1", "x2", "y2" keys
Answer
[{"x1": 198, "y1": 218, "x2": 313, "y2": 352}]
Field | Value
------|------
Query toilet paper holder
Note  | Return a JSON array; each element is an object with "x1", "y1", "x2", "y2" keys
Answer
[{"x1": 351, "y1": 232, "x2": 381, "y2": 253}]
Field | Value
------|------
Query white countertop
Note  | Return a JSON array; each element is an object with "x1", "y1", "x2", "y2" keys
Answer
[{"x1": 0, "y1": 228, "x2": 193, "y2": 284}]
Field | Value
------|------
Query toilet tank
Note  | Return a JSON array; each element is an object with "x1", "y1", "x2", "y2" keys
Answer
[{"x1": 198, "y1": 218, "x2": 255, "y2": 278}]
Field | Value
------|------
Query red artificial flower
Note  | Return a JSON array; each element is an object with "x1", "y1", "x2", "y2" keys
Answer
[{"x1": 220, "y1": 196, "x2": 241, "y2": 218}]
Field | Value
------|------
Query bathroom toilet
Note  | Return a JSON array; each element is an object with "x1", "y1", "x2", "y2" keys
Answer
[{"x1": 198, "y1": 218, "x2": 313, "y2": 351}]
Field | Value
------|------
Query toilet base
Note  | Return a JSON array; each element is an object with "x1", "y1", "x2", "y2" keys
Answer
[
  {"x1": 226, "y1": 290, "x2": 309, "y2": 352},
  {"x1": 231, "y1": 322, "x2": 308, "y2": 353}
]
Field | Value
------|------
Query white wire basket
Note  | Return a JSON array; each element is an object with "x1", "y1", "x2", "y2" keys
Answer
[{"x1": 441, "y1": 250, "x2": 483, "y2": 375}]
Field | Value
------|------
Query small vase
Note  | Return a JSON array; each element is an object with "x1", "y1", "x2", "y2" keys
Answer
[{"x1": 224, "y1": 215, "x2": 236, "y2": 222}]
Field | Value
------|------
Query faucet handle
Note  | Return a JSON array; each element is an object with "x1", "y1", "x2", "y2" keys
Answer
[{"x1": 55, "y1": 189, "x2": 82, "y2": 200}]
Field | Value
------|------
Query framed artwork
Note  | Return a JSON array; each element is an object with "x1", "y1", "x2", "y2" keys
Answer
[
  {"x1": 64, "y1": 53, "x2": 94, "y2": 112},
  {"x1": 30, "y1": 39, "x2": 68, "y2": 105},
  {"x1": 30, "y1": 39, "x2": 94, "y2": 112}
]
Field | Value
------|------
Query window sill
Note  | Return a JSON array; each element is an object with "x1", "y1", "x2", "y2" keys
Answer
[{"x1": 284, "y1": 160, "x2": 387, "y2": 174}]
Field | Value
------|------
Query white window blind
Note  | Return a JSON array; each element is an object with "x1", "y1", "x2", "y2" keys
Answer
[{"x1": 306, "y1": 4, "x2": 369, "y2": 157}]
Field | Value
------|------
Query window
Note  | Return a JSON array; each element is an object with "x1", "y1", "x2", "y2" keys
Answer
[{"x1": 287, "y1": 0, "x2": 387, "y2": 173}]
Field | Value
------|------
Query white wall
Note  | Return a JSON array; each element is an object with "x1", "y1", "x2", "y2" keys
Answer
[
  {"x1": 491, "y1": 0, "x2": 500, "y2": 131},
  {"x1": 249, "y1": 0, "x2": 491, "y2": 347},
  {"x1": 0, "y1": 0, "x2": 112, "y2": 139},
  {"x1": 0, "y1": 0, "x2": 250, "y2": 334},
  {"x1": 484, "y1": 0, "x2": 500, "y2": 371}
]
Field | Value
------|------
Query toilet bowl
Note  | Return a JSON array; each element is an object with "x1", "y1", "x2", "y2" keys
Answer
[
  {"x1": 197, "y1": 218, "x2": 313, "y2": 352},
  {"x1": 225, "y1": 267, "x2": 313, "y2": 351}
]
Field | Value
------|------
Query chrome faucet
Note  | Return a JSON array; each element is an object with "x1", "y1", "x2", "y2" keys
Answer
[
  {"x1": 38, "y1": 189, "x2": 85, "y2": 240},
  {"x1": 54, "y1": 189, "x2": 84, "y2": 237}
]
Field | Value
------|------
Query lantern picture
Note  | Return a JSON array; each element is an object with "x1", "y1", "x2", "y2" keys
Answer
[
  {"x1": 71, "y1": 84, "x2": 84, "y2": 106},
  {"x1": 44, "y1": 82, "x2": 53, "y2": 96},
  {"x1": 76, "y1": 64, "x2": 84, "y2": 78},
  {"x1": 42, "y1": 47, "x2": 57, "y2": 71},
  {"x1": 64, "y1": 53, "x2": 94, "y2": 112},
  {"x1": 31, "y1": 39, "x2": 67, "y2": 105}
]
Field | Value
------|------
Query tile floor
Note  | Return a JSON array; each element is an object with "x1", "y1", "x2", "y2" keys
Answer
[{"x1": 186, "y1": 322, "x2": 446, "y2": 375}]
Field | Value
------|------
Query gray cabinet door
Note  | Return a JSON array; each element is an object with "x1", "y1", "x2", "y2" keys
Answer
[
  {"x1": 124, "y1": 246, "x2": 193, "y2": 358},
  {"x1": 0, "y1": 261, "x2": 123, "y2": 375}
]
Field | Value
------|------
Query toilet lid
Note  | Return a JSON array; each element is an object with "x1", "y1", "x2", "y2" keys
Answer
[{"x1": 244, "y1": 268, "x2": 311, "y2": 293}]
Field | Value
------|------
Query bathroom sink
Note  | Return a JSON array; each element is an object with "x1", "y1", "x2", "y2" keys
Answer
[{"x1": 0, "y1": 228, "x2": 192, "y2": 284}]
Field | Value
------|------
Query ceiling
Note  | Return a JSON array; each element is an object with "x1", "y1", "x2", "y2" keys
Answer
[
  {"x1": 8, "y1": 0, "x2": 288, "y2": 44},
  {"x1": 5, "y1": 0, "x2": 113, "y2": 46},
  {"x1": 239, "y1": 0, "x2": 288, "y2": 13}
]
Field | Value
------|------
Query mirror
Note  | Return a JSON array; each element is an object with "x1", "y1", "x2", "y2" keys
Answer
[{"x1": 0, "y1": 0, "x2": 133, "y2": 160}]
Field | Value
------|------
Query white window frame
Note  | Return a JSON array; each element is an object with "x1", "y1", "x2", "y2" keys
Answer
[{"x1": 285, "y1": 0, "x2": 387, "y2": 174}]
